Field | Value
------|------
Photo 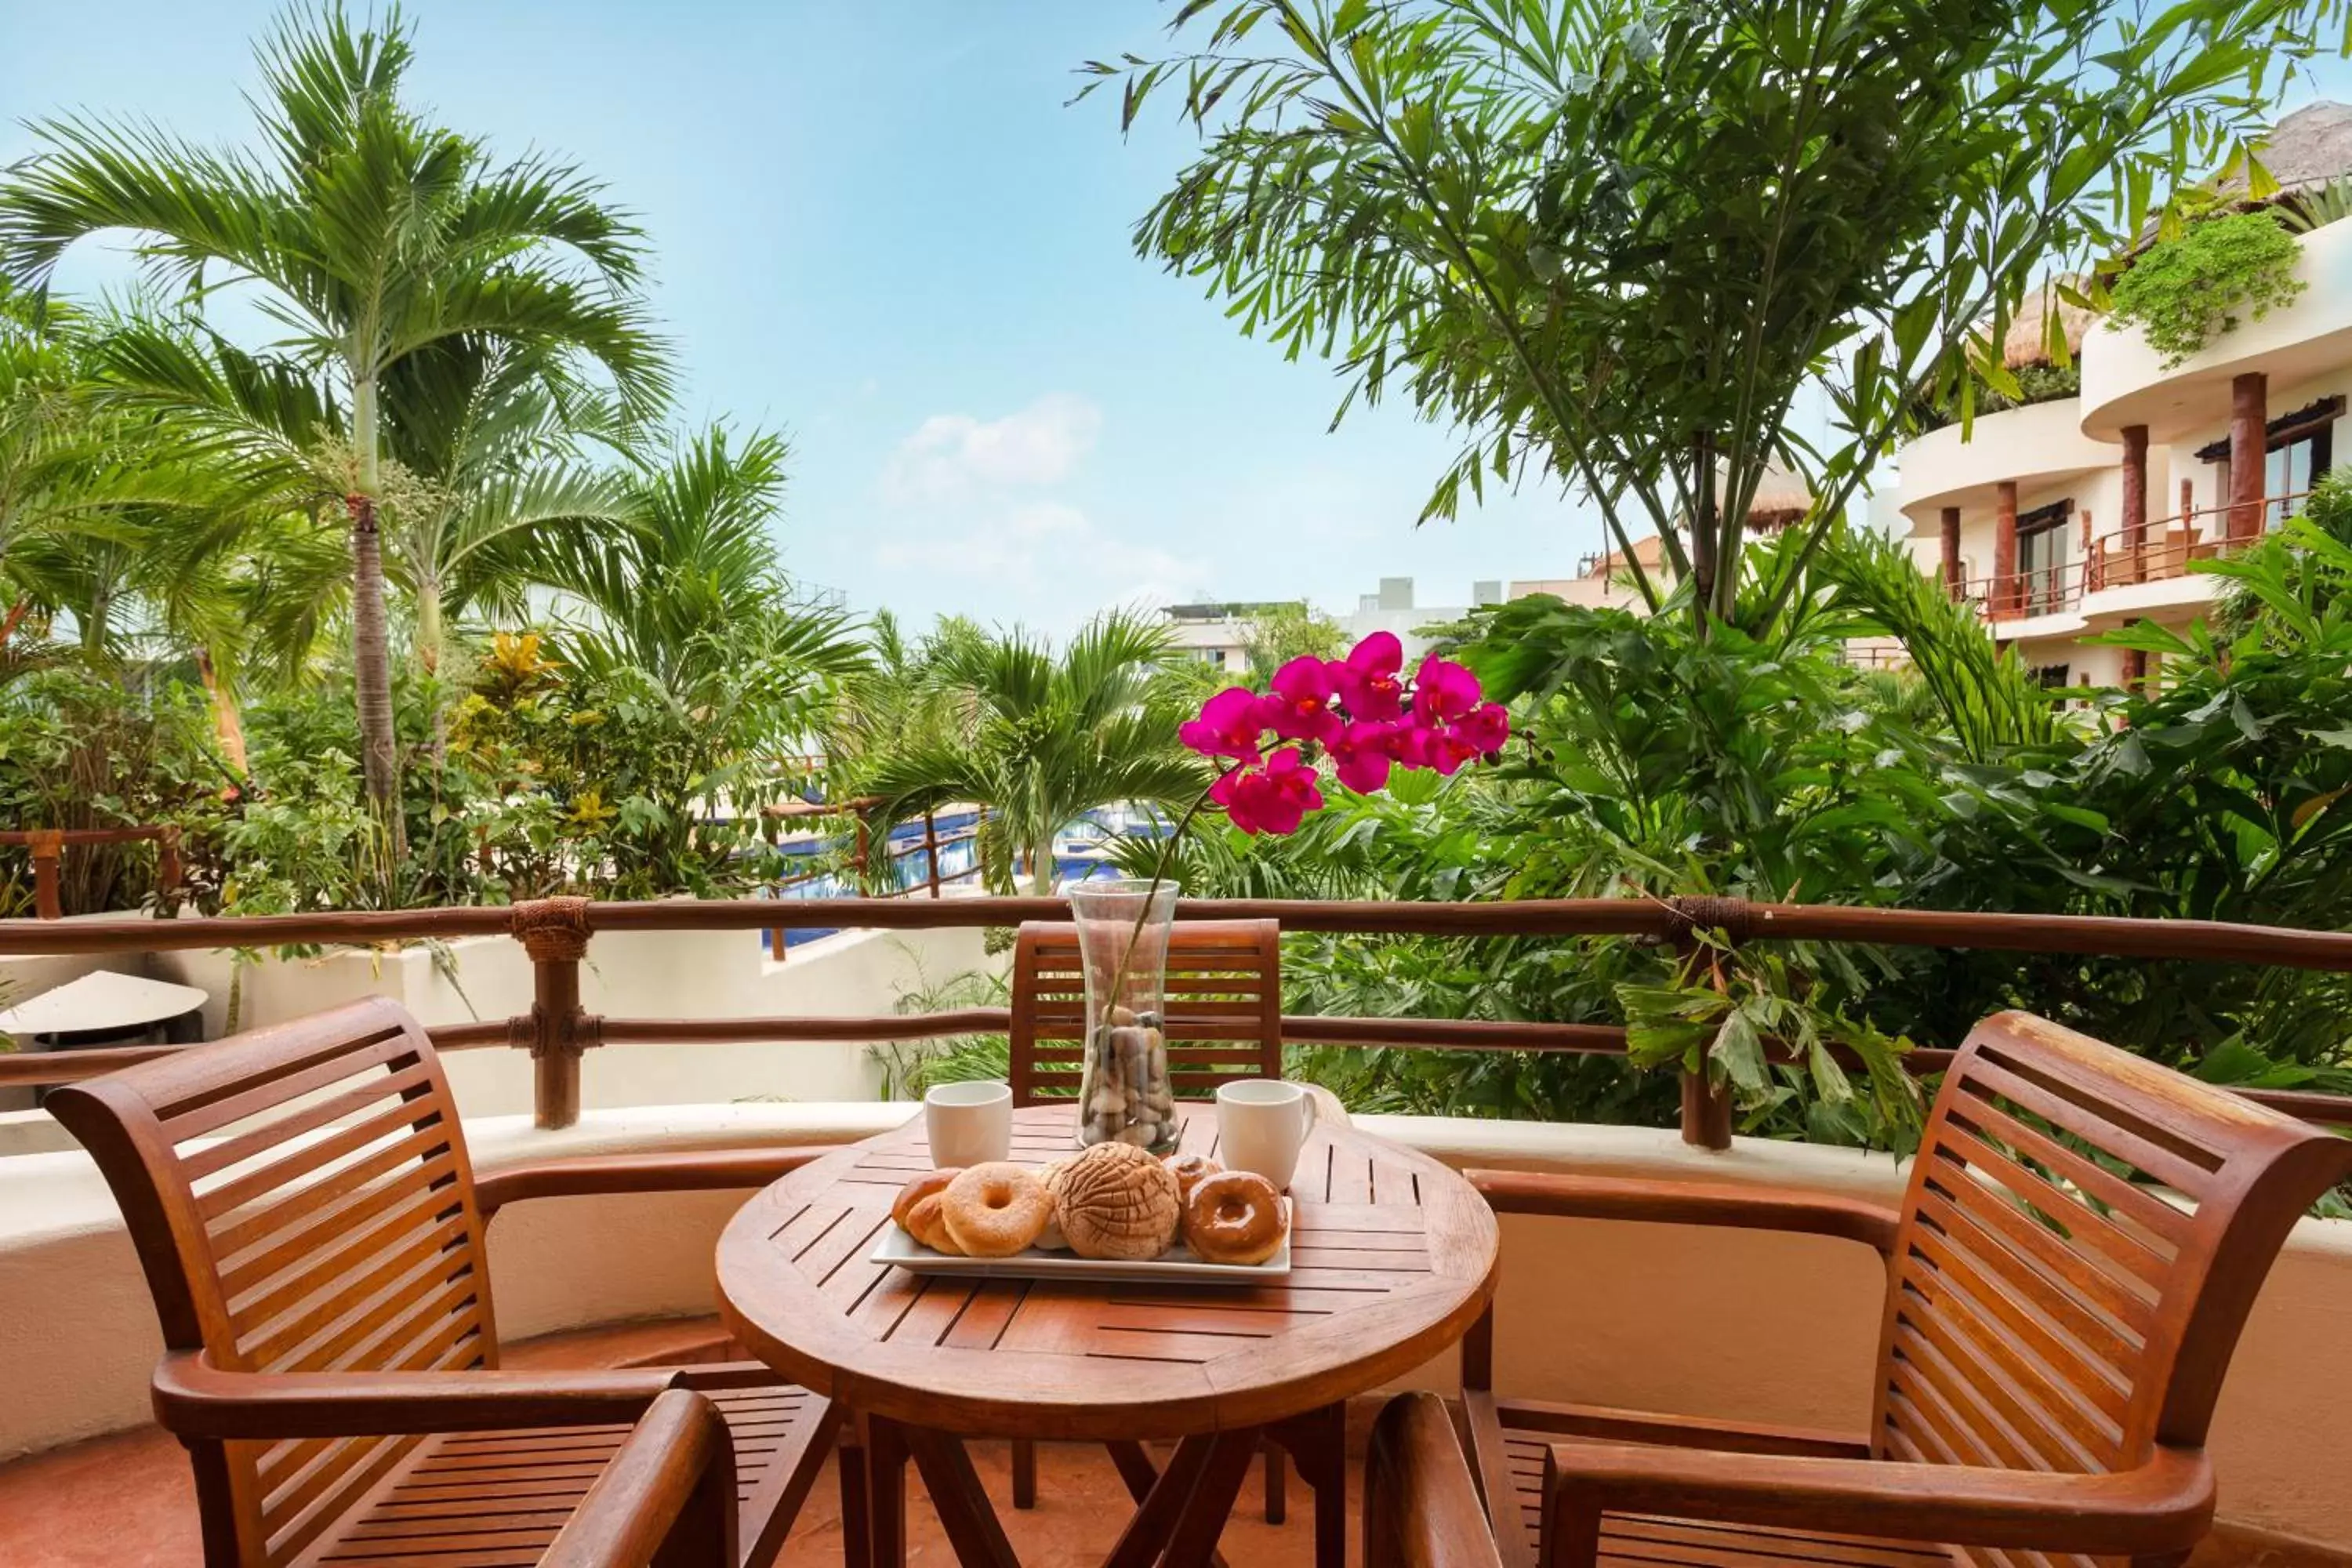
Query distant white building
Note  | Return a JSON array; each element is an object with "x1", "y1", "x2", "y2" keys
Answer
[
  {"x1": 1160, "y1": 601, "x2": 1294, "y2": 677},
  {"x1": 1161, "y1": 579, "x2": 1517, "y2": 677}
]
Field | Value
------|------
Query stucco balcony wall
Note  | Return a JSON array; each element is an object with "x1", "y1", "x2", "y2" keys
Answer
[
  {"x1": 0, "y1": 1108, "x2": 2343, "y2": 1544},
  {"x1": 1896, "y1": 398, "x2": 2121, "y2": 529},
  {"x1": 2083, "y1": 220, "x2": 2352, "y2": 442},
  {"x1": 0, "y1": 913, "x2": 1000, "y2": 1135}
]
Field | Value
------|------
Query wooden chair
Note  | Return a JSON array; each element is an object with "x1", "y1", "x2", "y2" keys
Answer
[
  {"x1": 1462, "y1": 1009, "x2": 2352, "y2": 1568},
  {"x1": 1005, "y1": 917, "x2": 1293, "y2": 1523},
  {"x1": 1365, "y1": 1392, "x2": 1506, "y2": 1568},
  {"x1": 47, "y1": 996, "x2": 843, "y2": 1568},
  {"x1": 544, "y1": 1389, "x2": 736, "y2": 1568},
  {"x1": 1007, "y1": 917, "x2": 1283, "y2": 1105}
]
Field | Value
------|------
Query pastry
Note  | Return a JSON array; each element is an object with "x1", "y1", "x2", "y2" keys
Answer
[
  {"x1": 940, "y1": 1162, "x2": 1054, "y2": 1258},
  {"x1": 1033, "y1": 1160, "x2": 1071, "y2": 1249},
  {"x1": 903, "y1": 1192, "x2": 964, "y2": 1254},
  {"x1": 1182, "y1": 1171, "x2": 1287, "y2": 1266},
  {"x1": 892, "y1": 1169, "x2": 960, "y2": 1230},
  {"x1": 1055, "y1": 1142, "x2": 1180, "y2": 1261},
  {"x1": 1162, "y1": 1152, "x2": 1221, "y2": 1201}
]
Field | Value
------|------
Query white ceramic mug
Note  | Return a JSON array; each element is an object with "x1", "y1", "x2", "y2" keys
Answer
[
  {"x1": 924, "y1": 1080, "x2": 1011, "y2": 1167},
  {"x1": 1216, "y1": 1079, "x2": 1319, "y2": 1189}
]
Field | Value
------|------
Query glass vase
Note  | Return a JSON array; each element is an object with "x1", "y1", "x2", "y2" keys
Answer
[{"x1": 1069, "y1": 877, "x2": 1179, "y2": 1154}]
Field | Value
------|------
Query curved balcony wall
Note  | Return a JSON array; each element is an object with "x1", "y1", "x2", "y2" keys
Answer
[
  {"x1": 2082, "y1": 219, "x2": 2352, "y2": 442},
  {"x1": 1894, "y1": 398, "x2": 2117, "y2": 531},
  {"x1": 0, "y1": 1105, "x2": 2347, "y2": 1543}
]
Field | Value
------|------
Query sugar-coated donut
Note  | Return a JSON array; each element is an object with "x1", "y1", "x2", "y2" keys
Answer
[
  {"x1": 904, "y1": 1192, "x2": 964, "y2": 1254},
  {"x1": 892, "y1": 1169, "x2": 960, "y2": 1230},
  {"x1": 1183, "y1": 1171, "x2": 1287, "y2": 1266},
  {"x1": 941, "y1": 1162, "x2": 1054, "y2": 1258},
  {"x1": 1161, "y1": 1152, "x2": 1221, "y2": 1201}
]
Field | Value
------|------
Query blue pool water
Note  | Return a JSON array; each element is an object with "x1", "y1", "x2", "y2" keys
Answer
[{"x1": 757, "y1": 808, "x2": 1145, "y2": 950}]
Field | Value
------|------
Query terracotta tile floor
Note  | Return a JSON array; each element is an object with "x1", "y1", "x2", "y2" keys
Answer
[
  {"x1": 0, "y1": 1316, "x2": 2336, "y2": 1568},
  {"x1": 0, "y1": 1317, "x2": 1347, "y2": 1567}
]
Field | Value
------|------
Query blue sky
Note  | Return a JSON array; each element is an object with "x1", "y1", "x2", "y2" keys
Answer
[
  {"x1": 7, "y1": 6, "x2": 2351, "y2": 635},
  {"x1": 0, "y1": 2, "x2": 1590, "y2": 633}
]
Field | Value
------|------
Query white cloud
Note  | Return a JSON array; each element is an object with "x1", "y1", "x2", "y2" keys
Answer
[
  {"x1": 880, "y1": 393, "x2": 1103, "y2": 506},
  {"x1": 871, "y1": 396, "x2": 1210, "y2": 628}
]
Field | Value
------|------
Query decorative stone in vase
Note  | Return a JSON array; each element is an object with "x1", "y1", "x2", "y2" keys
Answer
[{"x1": 1068, "y1": 877, "x2": 1178, "y2": 1154}]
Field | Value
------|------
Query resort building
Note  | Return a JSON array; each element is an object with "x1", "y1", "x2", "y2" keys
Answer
[{"x1": 1893, "y1": 102, "x2": 2352, "y2": 688}]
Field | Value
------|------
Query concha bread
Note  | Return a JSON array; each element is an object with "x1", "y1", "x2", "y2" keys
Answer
[{"x1": 1053, "y1": 1142, "x2": 1180, "y2": 1261}]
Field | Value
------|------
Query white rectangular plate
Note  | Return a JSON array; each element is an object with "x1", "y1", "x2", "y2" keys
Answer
[{"x1": 871, "y1": 1208, "x2": 1290, "y2": 1284}]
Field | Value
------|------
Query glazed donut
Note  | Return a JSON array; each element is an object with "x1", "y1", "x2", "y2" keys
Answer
[
  {"x1": 892, "y1": 1169, "x2": 960, "y2": 1231},
  {"x1": 904, "y1": 1193, "x2": 964, "y2": 1254},
  {"x1": 941, "y1": 1162, "x2": 1054, "y2": 1258},
  {"x1": 1182, "y1": 1171, "x2": 1287, "y2": 1266},
  {"x1": 1161, "y1": 1152, "x2": 1222, "y2": 1202}
]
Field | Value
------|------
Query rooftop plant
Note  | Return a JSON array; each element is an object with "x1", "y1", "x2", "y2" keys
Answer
[{"x1": 2107, "y1": 209, "x2": 2307, "y2": 368}]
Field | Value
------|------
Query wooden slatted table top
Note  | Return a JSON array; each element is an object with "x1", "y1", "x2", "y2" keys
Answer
[{"x1": 716, "y1": 1105, "x2": 1499, "y2": 1441}]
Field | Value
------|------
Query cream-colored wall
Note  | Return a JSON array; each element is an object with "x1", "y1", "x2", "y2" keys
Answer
[
  {"x1": 0, "y1": 1110, "x2": 2344, "y2": 1544},
  {"x1": 0, "y1": 916, "x2": 1002, "y2": 1144},
  {"x1": 1896, "y1": 398, "x2": 2118, "y2": 524},
  {"x1": 147, "y1": 920, "x2": 996, "y2": 1118},
  {"x1": 2155, "y1": 364, "x2": 2352, "y2": 524}
]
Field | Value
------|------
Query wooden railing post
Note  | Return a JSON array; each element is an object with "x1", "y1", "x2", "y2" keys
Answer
[
  {"x1": 28, "y1": 829, "x2": 63, "y2": 920},
  {"x1": 924, "y1": 811, "x2": 942, "y2": 898},
  {"x1": 1668, "y1": 895, "x2": 1747, "y2": 1152},
  {"x1": 513, "y1": 897, "x2": 593, "y2": 1130}
]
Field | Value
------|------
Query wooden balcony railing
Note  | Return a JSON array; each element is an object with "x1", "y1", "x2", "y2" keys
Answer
[
  {"x1": 1954, "y1": 493, "x2": 2305, "y2": 625},
  {"x1": 0, "y1": 826, "x2": 182, "y2": 920},
  {"x1": 3, "y1": 895, "x2": 2351, "y2": 1149}
]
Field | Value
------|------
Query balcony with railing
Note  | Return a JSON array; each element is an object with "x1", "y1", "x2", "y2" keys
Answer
[
  {"x1": 0, "y1": 893, "x2": 2350, "y2": 1564},
  {"x1": 1951, "y1": 493, "x2": 2301, "y2": 633}
]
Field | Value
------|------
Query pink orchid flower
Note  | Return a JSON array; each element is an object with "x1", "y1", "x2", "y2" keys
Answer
[
  {"x1": 1241, "y1": 747, "x2": 1324, "y2": 834},
  {"x1": 1219, "y1": 748, "x2": 1323, "y2": 836},
  {"x1": 1421, "y1": 728, "x2": 1483, "y2": 776},
  {"x1": 1328, "y1": 631, "x2": 1405, "y2": 721},
  {"x1": 1178, "y1": 687, "x2": 1266, "y2": 763},
  {"x1": 1264, "y1": 655, "x2": 1345, "y2": 746},
  {"x1": 1411, "y1": 654, "x2": 1482, "y2": 725},
  {"x1": 1454, "y1": 701, "x2": 1511, "y2": 757},
  {"x1": 1329, "y1": 720, "x2": 1396, "y2": 793}
]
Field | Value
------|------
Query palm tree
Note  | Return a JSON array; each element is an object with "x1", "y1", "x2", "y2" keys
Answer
[
  {"x1": 0, "y1": 5, "x2": 669, "y2": 815},
  {"x1": 377, "y1": 337, "x2": 637, "y2": 676},
  {"x1": 860, "y1": 611, "x2": 1207, "y2": 893}
]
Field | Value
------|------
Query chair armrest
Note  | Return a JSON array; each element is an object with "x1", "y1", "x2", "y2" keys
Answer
[
  {"x1": 152, "y1": 1350, "x2": 681, "y2": 1440},
  {"x1": 475, "y1": 1145, "x2": 845, "y2": 1225},
  {"x1": 1365, "y1": 1393, "x2": 1504, "y2": 1568},
  {"x1": 1468, "y1": 1171, "x2": 1901, "y2": 1255},
  {"x1": 1545, "y1": 1439, "x2": 2213, "y2": 1558},
  {"x1": 544, "y1": 1389, "x2": 737, "y2": 1568}
]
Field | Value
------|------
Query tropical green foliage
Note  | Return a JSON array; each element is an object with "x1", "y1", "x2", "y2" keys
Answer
[
  {"x1": 1158, "y1": 507, "x2": 2352, "y2": 1143},
  {"x1": 0, "y1": 3, "x2": 669, "y2": 811},
  {"x1": 858, "y1": 611, "x2": 1206, "y2": 891},
  {"x1": 2107, "y1": 210, "x2": 2307, "y2": 368},
  {"x1": 1089, "y1": 0, "x2": 2342, "y2": 627}
]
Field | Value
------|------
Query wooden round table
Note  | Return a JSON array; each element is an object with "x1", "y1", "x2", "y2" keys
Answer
[{"x1": 717, "y1": 1103, "x2": 1500, "y2": 1568}]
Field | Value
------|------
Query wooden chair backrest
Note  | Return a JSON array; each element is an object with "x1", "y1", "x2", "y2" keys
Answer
[
  {"x1": 48, "y1": 997, "x2": 494, "y2": 1568},
  {"x1": 1007, "y1": 919, "x2": 1282, "y2": 1106},
  {"x1": 1874, "y1": 1011, "x2": 2351, "y2": 1498}
]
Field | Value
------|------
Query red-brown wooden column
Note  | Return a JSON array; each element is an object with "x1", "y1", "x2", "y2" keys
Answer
[
  {"x1": 2121, "y1": 424, "x2": 2149, "y2": 583},
  {"x1": 1940, "y1": 506, "x2": 1962, "y2": 597},
  {"x1": 2230, "y1": 372, "x2": 2267, "y2": 541},
  {"x1": 1991, "y1": 481, "x2": 2020, "y2": 619}
]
